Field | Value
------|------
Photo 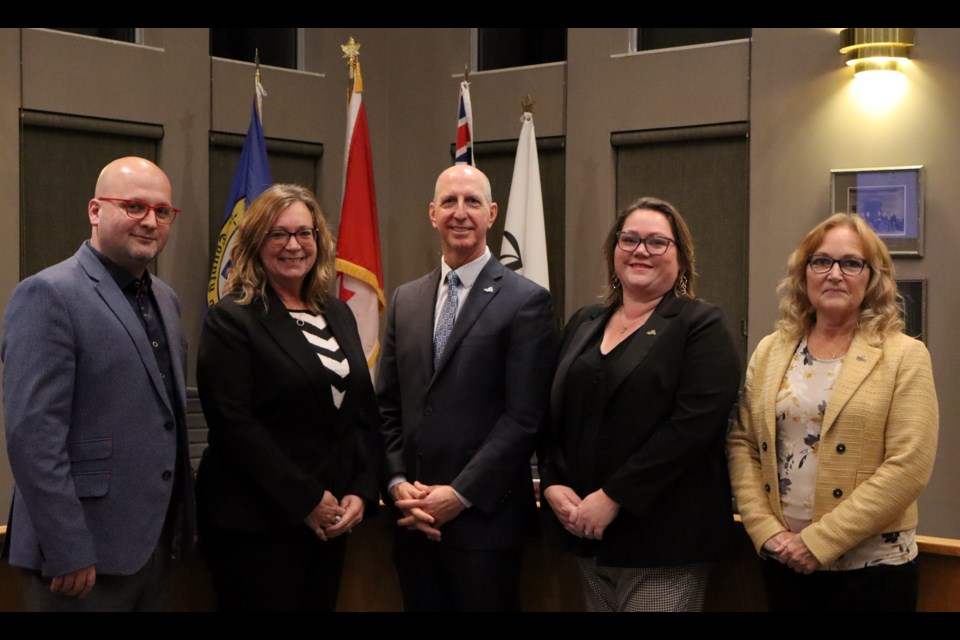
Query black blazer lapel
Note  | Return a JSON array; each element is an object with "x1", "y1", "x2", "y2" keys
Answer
[
  {"x1": 550, "y1": 309, "x2": 607, "y2": 419},
  {"x1": 256, "y1": 288, "x2": 336, "y2": 409},
  {"x1": 412, "y1": 269, "x2": 442, "y2": 382},
  {"x1": 600, "y1": 295, "x2": 685, "y2": 407},
  {"x1": 322, "y1": 298, "x2": 370, "y2": 412},
  {"x1": 432, "y1": 259, "x2": 502, "y2": 381},
  {"x1": 324, "y1": 300, "x2": 365, "y2": 378}
]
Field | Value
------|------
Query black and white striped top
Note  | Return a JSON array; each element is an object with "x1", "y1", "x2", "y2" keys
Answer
[{"x1": 288, "y1": 310, "x2": 350, "y2": 409}]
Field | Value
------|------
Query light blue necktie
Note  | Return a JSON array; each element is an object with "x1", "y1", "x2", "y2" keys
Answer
[{"x1": 433, "y1": 271, "x2": 459, "y2": 368}]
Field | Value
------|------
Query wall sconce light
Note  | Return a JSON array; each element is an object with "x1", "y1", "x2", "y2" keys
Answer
[{"x1": 840, "y1": 28, "x2": 915, "y2": 76}]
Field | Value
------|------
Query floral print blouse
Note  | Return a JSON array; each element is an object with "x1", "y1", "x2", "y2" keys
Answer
[{"x1": 775, "y1": 338, "x2": 916, "y2": 570}]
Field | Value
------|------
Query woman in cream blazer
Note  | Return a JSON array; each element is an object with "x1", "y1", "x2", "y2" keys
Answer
[{"x1": 728, "y1": 213, "x2": 938, "y2": 612}]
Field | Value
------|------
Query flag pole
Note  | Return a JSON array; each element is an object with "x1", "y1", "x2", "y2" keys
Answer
[
  {"x1": 254, "y1": 49, "x2": 267, "y2": 121},
  {"x1": 335, "y1": 37, "x2": 385, "y2": 374}
]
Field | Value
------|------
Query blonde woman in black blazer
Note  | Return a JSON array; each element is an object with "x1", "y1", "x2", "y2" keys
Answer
[
  {"x1": 196, "y1": 185, "x2": 381, "y2": 611},
  {"x1": 539, "y1": 197, "x2": 740, "y2": 611}
]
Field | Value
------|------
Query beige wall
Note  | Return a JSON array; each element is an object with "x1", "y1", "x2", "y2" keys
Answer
[
  {"x1": 0, "y1": 28, "x2": 21, "y2": 532},
  {"x1": 0, "y1": 28, "x2": 956, "y2": 539},
  {"x1": 565, "y1": 28, "x2": 750, "y2": 314},
  {"x1": 750, "y1": 28, "x2": 960, "y2": 537}
]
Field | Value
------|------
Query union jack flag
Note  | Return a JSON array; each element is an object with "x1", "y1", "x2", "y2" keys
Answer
[{"x1": 454, "y1": 80, "x2": 475, "y2": 166}]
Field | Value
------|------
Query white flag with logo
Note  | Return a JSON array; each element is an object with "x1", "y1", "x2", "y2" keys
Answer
[{"x1": 499, "y1": 112, "x2": 549, "y2": 291}]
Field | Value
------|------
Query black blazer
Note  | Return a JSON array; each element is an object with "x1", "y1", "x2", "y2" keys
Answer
[
  {"x1": 196, "y1": 289, "x2": 381, "y2": 534},
  {"x1": 378, "y1": 258, "x2": 558, "y2": 550},
  {"x1": 539, "y1": 295, "x2": 740, "y2": 568}
]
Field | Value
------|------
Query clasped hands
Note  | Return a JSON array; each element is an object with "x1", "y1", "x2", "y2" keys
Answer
[
  {"x1": 543, "y1": 485, "x2": 620, "y2": 541},
  {"x1": 392, "y1": 481, "x2": 466, "y2": 542},
  {"x1": 303, "y1": 491, "x2": 364, "y2": 542},
  {"x1": 762, "y1": 530, "x2": 822, "y2": 574},
  {"x1": 50, "y1": 565, "x2": 96, "y2": 598}
]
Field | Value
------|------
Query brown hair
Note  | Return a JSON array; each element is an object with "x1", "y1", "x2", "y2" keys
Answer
[
  {"x1": 776, "y1": 213, "x2": 903, "y2": 344},
  {"x1": 603, "y1": 196, "x2": 697, "y2": 307},
  {"x1": 225, "y1": 183, "x2": 336, "y2": 313}
]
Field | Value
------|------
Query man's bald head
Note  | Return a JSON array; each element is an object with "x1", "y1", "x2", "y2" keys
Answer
[
  {"x1": 95, "y1": 157, "x2": 171, "y2": 199},
  {"x1": 433, "y1": 165, "x2": 493, "y2": 205}
]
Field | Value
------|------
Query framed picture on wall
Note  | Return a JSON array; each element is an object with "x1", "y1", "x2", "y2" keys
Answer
[
  {"x1": 831, "y1": 166, "x2": 924, "y2": 256},
  {"x1": 896, "y1": 278, "x2": 927, "y2": 342}
]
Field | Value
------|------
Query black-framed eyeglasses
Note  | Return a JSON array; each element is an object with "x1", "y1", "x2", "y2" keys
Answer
[
  {"x1": 265, "y1": 228, "x2": 318, "y2": 247},
  {"x1": 615, "y1": 232, "x2": 676, "y2": 255},
  {"x1": 98, "y1": 198, "x2": 180, "y2": 224},
  {"x1": 807, "y1": 254, "x2": 869, "y2": 276}
]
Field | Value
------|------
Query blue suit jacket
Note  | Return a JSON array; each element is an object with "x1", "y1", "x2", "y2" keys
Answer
[
  {"x1": 378, "y1": 257, "x2": 558, "y2": 549},
  {"x1": 2, "y1": 243, "x2": 194, "y2": 577}
]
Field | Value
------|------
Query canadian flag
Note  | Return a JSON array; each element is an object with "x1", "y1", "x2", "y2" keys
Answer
[{"x1": 335, "y1": 57, "x2": 385, "y2": 373}]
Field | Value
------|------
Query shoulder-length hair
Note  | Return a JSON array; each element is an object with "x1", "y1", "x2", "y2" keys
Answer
[
  {"x1": 603, "y1": 196, "x2": 697, "y2": 307},
  {"x1": 225, "y1": 183, "x2": 336, "y2": 313},
  {"x1": 776, "y1": 213, "x2": 903, "y2": 344}
]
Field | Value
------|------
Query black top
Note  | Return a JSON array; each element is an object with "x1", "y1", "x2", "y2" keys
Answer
[
  {"x1": 540, "y1": 297, "x2": 741, "y2": 568},
  {"x1": 560, "y1": 328, "x2": 636, "y2": 500}
]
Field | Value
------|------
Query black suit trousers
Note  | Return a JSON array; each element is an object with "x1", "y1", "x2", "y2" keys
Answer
[
  {"x1": 393, "y1": 530, "x2": 522, "y2": 612},
  {"x1": 202, "y1": 526, "x2": 347, "y2": 612}
]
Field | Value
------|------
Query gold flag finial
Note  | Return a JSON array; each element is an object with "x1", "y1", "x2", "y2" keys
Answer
[
  {"x1": 463, "y1": 63, "x2": 470, "y2": 83},
  {"x1": 342, "y1": 37, "x2": 361, "y2": 79},
  {"x1": 255, "y1": 48, "x2": 261, "y2": 85},
  {"x1": 521, "y1": 94, "x2": 535, "y2": 114},
  {"x1": 341, "y1": 37, "x2": 361, "y2": 62}
]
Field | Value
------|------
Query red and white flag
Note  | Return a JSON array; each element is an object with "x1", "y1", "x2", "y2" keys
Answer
[{"x1": 335, "y1": 53, "x2": 385, "y2": 373}]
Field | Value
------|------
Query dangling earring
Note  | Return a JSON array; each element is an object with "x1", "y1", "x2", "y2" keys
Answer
[
  {"x1": 612, "y1": 274, "x2": 621, "y2": 289},
  {"x1": 675, "y1": 273, "x2": 688, "y2": 297}
]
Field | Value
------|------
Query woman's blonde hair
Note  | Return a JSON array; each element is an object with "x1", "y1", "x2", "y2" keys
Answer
[
  {"x1": 225, "y1": 183, "x2": 336, "y2": 313},
  {"x1": 776, "y1": 213, "x2": 903, "y2": 344},
  {"x1": 603, "y1": 196, "x2": 698, "y2": 307}
]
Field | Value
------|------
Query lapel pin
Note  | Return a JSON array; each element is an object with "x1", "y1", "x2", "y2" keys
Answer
[
  {"x1": 856, "y1": 355, "x2": 867, "y2": 362},
  {"x1": 483, "y1": 286, "x2": 494, "y2": 293},
  {"x1": 646, "y1": 329, "x2": 656, "y2": 336}
]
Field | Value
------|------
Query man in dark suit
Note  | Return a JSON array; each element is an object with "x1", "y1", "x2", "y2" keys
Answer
[
  {"x1": 378, "y1": 164, "x2": 557, "y2": 611},
  {"x1": 2, "y1": 157, "x2": 194, "y2": 611}
]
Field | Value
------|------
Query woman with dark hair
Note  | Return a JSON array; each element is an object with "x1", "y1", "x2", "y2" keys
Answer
[
  {"x1": 728, "y1": 213, "x2": 938, "y2": 611},
  {"x1": 539, "y1": 197, "x2": 741, "y2": 611},
  {"x1": 196, "y1": 184, "x2": 381, "y2": 611}
]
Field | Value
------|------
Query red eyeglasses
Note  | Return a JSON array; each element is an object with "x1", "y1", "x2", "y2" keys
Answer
[{"x1": 98, "y1": 198, "x2": 180, "y2": 225}]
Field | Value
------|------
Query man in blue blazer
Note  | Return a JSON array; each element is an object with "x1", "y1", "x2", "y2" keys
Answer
[
  {"x1": 378, "y1": 165, "x2": 557, "y2": 611},
  {"x1": 2, "y1": 157, "x2": 194, "y2": 611}
]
